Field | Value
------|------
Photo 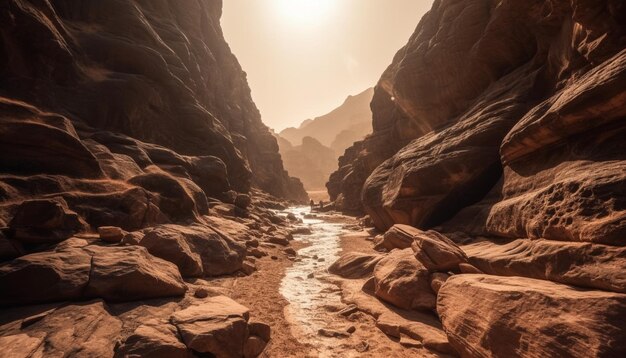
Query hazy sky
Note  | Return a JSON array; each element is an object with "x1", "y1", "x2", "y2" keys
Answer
[{"x1": 222, "y1": 0, "x2": 433, "y2": 131}]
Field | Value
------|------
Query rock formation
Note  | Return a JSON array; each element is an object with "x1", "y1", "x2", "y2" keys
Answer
[
  {"x1": 0, "y1": 0, "x2": 306, "y2": 203},
  {"x1": 329, "y1": 0, "x2": 626, "y2": 356},
  {"x1": 0, "y1": 0, "x2": 306, "y2": 356}
]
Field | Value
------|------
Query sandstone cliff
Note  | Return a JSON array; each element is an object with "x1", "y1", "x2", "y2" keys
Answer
[
  {"x1": 329, "y1": 0, "x2": 625, "y2": 234},
  {"x1": 0, "y1": 1, "x2": 306, "y2": 356},
  {"x1": 327, "y1": 0, "x2": 626, "y2": 356},
  {"x1": 0, "y1": 0, "x2": 307, "y2": 203}
]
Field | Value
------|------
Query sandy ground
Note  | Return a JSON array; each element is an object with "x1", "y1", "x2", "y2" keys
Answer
[
  {"x1": 214, "y1": 211, "x2": 431, "y2": 357},
  {"x1": 213, "y1": 241, "x2": 311, "y2": 357}
]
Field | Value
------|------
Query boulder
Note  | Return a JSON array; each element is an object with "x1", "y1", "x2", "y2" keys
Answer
[
  {"x1": 115, "y1": 324, "x2": 192, "y2": 358},
  {"x1": 9, "y1": 198, "x2": 85, "y2": 244},
  {"x1": 248, "y1": 321, "x2": 271, "y2": 342},
  {"x1": 140, "y1": 226, "x2": 204, "y2": 277},
  {"x1": 98, "y1": 226, "x2": 125, "y2": 243},
  {"x1": 0, "y1": 247, "x2": 92, "y2": 305},
  {"x1": 235, "y1": 194, "x2": 252, "y2": 209},
  {"x1": 83, "y1": 245, "x2": 187, "y2": 302},
  {"x1": 438, "y1": 275, "x2": 626, "y2": 357},
  {"x1": 290, "y1": 227, "x2": 312, "y2": 235},
  {"x1": 140, "y1": 224, "x2": 245, "y2": 277},
  {"x1": 62, "y1": 187, "x2": 168, "y2": 231},
  {"x1": 171, "y1": 296, "x2": 254, "y2": 357},
  {"x1": 410, "y1": 230, "x2": 467, "y2": 272},
  {"x1": 328, "y1": 252, "x2": 384, "y2": 279},
  {"x1": 187, "y1": 156, "x2": 230, "y2": 197},
  {"x1": 373, "y1": 249, "x2": 436, "y2": 311},
  {"x1": 429, "y1": 272, "x2": 450, "y2": 294},
  {"x1": 377, "y1": 224, "x2": 417, "y2": 251},
  {"x1": 178, "y1": 316, "x2": 248, "y2": 357},
  {"x1": 268, "y1": 232, "x2": 291, "y2": 246}
]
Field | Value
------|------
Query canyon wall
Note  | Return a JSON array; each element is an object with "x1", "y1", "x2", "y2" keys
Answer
[
  {"x1": 327, "y1": 0, "x2": 626, "y2": 355},
  {"x1": 328, "y1": 0, "x2": 625, "y2": 236},
  {"x1": 0, "y1": 0, "x2": 307, "y2": 205}
]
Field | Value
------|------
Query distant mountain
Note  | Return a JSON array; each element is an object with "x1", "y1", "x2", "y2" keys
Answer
[
  {"x1": 279, "y1": 88, "x2": 374, "y2": 155},
  {"x1": 276, "y1": 136, "x2": 337, "y2": 190},
  {"x1": 275, "y1": 88, "x2": 374, "y2": 191}
]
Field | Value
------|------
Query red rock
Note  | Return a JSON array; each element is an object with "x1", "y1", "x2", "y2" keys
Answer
[
  {"x1": 171, "y1": 296, "x2": 252, "y2": 357},
  {"x1": 0, "y1": 247, "x2": 92, "y2": 305},
  {"x1": 373, "y1": 249, "x2": 436, "y2": 311},
  {"x1": 21, "y1": 301, "x2": 122, "y2": 357},
  {"x1": 461, "y1": 237, "x2": 626, "y2": 293},
  {"x1": 429, "y1": 273, "x2": 450, "y2": 294},
  {"x1": 248, "y1": 321, "x2": 271, "y2": 342},
  {"x1": 97, "y1": 226, "x2": 125, "y2": 243},
  {"x1": 376, "y1": 224, "x2": 416, "y2": 251},
  {"x1": 9, "y1": 198, "x2": 85, "y2": 244},
  {"x1": 115, "y1": 324, "x2": 192, "y2": 358},
  {"x1": 243, "y1": 336, "x2": 267, "y2": 358},
  {"x1": 140, "y1": 224, "x2": 245, "y2": 277},
  {"x1": 439, "y1": 275, "x2": 626, "y2": 357},
  {"x1": 328, "y1": 252, "x2": 384, "y2": 279}
]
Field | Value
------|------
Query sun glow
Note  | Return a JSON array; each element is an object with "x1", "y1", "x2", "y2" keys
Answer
[{"x1": 274, "y1": 0, "x2": 335, "y2": 26}]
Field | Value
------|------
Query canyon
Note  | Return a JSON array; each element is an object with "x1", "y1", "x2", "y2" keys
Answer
[{"x1": 1, "y1": 0, "x2": 625, "y2": 357}]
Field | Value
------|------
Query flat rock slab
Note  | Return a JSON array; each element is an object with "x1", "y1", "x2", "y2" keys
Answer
[
  {"x1": 20, "y1": 300, "x2": 122, "y2": 358},
  {"x1": 171, "y1": 296, "x2": 250, "y2": 324},
  {"x1": 328, "y1": 252, "x2": 384, "y2": 279},
  {"x1": 462, "y1": 237, "x2": 626, "y2": 293},
  {"x1": 438, "y1": 274, "x2": 626, "y2": 357},
  {"x1": 171, "y1": 296, "x2": 254, "y2": 358}
]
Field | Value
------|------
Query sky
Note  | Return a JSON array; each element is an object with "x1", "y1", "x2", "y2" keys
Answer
[{"x1": 221, "y1": 0, "x2": 433, "y2": 131}]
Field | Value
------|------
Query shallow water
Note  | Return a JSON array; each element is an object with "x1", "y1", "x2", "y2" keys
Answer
[{"x1": 278, "y1": 206, "x2": 353, "y2": 356}]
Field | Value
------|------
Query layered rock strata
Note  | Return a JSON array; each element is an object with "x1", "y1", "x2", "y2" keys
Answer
[{"x1": 329, "y1": 0, "x2": 626, "y2": 356}]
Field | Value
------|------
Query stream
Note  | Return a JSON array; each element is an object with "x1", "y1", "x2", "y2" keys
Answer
[{"x1": 278, "y1": 206, "x2": 354, "y2": 356}]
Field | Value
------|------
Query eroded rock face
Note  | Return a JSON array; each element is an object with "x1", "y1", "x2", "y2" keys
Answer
[
  {"x1": 461, "y1": 237, "x2": 626, "y2": 293},
  {"x1": 438, "y1": 275, "x2": 626, "y2": 358},
  {"x1": 0, "y1": 244, "x2": 186, "y2": 305},
  {"x1": 328, "y1": 0, "x2": 626, "y2": 237},
  {"x1": 140, "y1": 224, "x2": 246, "y2": 277},
  {"x1": 0, "y1": 0, "x2": 306, "y2": 215},
  {"x1": 326, "y1": 1, "x2": 626, "y2": 356}
]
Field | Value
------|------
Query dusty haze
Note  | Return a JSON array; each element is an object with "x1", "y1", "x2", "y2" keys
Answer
[{"x1": 222, "y1": 0, "x2": 433, "y2": 131}]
